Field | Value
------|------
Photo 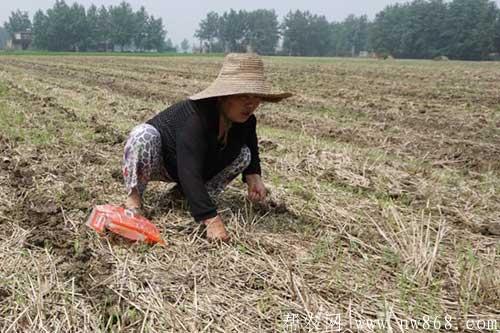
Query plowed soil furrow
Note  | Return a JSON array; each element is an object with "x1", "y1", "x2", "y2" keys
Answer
[
  {"x1": 3, "y1": 57, "x2": 499, "y2": 173},
  {"x1": 0, "y1": 60, "x2": 196, "y2": 102}
]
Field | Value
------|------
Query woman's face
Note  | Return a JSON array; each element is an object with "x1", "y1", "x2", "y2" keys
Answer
[{"x1": 219, "y1": 94, "x2": 262, "y2": 123}]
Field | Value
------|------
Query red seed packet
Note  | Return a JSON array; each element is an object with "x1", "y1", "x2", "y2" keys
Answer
[{"x1": 87, "y1": 204, "x2": 165, "y2": 245}]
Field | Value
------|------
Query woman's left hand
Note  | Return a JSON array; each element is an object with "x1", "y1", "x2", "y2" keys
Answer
[{"x1": 245, "y1": 174, "x2": 267, "y2": 202}]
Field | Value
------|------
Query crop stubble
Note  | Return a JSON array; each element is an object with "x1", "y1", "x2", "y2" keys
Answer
[{"x1": 0, "y1": 55, "x2": 499, "y2": 332}]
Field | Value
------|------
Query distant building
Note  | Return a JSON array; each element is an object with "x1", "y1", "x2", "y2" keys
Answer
[
  {"x1": 6, "y1": 30, "x2": 32, "y2": 50},
  {"x1": 359, "y1": 51, "x2": 369, "y2": 58}
]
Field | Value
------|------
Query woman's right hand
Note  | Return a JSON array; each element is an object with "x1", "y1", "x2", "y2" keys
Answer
[{"x1": 203, "y1": 215, "x2": 229, "y2": 242}]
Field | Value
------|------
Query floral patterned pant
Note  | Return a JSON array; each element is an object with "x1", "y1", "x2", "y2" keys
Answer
[{"x1": 122, "y1": 124, "x2": 251, "y2": 199}]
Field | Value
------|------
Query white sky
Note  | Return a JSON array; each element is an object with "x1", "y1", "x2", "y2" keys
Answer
[{"x1": 2, "y1": 0, "x2": 500, "y2": 46}]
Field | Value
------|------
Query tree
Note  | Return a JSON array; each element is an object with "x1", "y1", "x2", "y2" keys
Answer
[
  {"x1": 415, "y1": 0, "x2": 448, "y2": 58},
  {"x1": 164, "y1": 38, "x2": 176, "y2": 52},
  {"x1": 45, "y1": 0, "x2": 73, "y2": 51},
  {"x1": 85, "y1": 5, "x2": 100, "y2": 50},
  {"x1": 340, "y1": 15, "x2": 369, "y2": 56},
  {"x1": 219, "y1": 9, "x2": 248, "y2": 52},
  {"x1": 496, "y1": 10, "x2": 500, "y2": 53},
  {"x1": 370, "y1": 4, "x2": 408, "y2": 57},
  {"x1": 196, "y1": 9, "x2": 279, "y2": 54},
  {"x1": 308, "y1": 14, "x2": 333, "y2": 56},
  {"x1": 332, "y1": 19, "x2": 355, "y2": 56},
  {"x1": 143, "y1": 15, "x2": 166, "y2": 51},
  {"x1": 195, "y1": 11, "x2": 220, "y2": 52},
  {"x1": 4, "y1": 10, "x2": 32, "y2": 37},
  {"x1": 281, "y1": 10, "x2": 332, "y2": 56},
  {"x1": 133, "y1": 6, "x2": 149, "y2": 51},
  {"x1": 371, "y1": 0, "x2": 497, "y2": 60},
  {"x1": 180, "y1": 38, "x2": 190, "y2": 53},
  {"x1": 32, "y1": 10, "x2": 49, "y2": 49},
  {"x1": 389, "y1": 0, "x2": 448, "y2": 59},
  {"x1": 245, "y1": 9, "x2": 280, "y2": 54},
  {"x1": 443, "y1": 0, "x2": 498, "y2": 59},
  {"x1": 0, "y1": 27, "x2": 9, "y2": 49},
  {"x1": 109, "y1": 1, "x2": 136, "y2": 51},
  {"x1": 29, "y1": 1, "x2": 167, "y2": 53},
  {"x1": 97, "y1": 6, "x2": 111, "y2": 50},
  {"x1": 67, "y1": 3, "x2": 87, "y2": 51},
  {"x1": 281, "y1": 10, "x2": 310, "y2": 56}
]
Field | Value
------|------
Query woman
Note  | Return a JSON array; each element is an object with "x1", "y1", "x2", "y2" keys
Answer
[{"x1": 122, "y1": 53, "x2": 291, "y2": 241}]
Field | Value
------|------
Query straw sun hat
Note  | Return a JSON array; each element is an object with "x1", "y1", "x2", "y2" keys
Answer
[{"x1": 189, "y1": 53, "x2": 292, "y2": 103}]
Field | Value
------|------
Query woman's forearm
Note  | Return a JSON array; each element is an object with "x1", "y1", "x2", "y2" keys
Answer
[{"x1": 245, "y1": 173, "x2": 261, "y2": 183}]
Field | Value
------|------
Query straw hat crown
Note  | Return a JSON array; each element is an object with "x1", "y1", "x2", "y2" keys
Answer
[{"x1": 189, "y1": 53, "x2": 292, "y2": 102}]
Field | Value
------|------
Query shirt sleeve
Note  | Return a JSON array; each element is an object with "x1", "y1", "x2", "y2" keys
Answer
[
  {"x1": 242, "y1": 115, "x2": 262, "y2": 182},
  {"x1": 176, "y1": 115, "x2": 218, "y2": 222}
]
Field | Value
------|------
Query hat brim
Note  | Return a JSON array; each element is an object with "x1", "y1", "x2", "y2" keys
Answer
[
  {"x1": 189, "y1": 80, "x2": 292, "y2": 103},
  {"x1": 189, "y1": 91, "x2": 292, "y2": 103}
]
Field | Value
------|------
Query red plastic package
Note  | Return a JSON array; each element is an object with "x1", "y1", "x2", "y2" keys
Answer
[{"x1": 86, "y1": 204, "x2": 165, "y2": 245}]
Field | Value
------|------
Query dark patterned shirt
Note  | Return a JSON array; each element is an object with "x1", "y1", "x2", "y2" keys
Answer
[{"x1": 146, "y1": 98, "x2": 261, "y2": 221}]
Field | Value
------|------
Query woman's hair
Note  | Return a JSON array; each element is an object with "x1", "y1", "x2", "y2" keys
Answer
[{"x1": 216, "y1": 98, "x2": 232, "y2": 148}]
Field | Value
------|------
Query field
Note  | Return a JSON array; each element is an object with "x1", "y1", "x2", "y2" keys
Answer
[{"x1": 0, "y1": 54, "x2": 499, "y2": 332}]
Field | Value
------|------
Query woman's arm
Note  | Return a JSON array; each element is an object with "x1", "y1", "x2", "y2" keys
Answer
[
  {"x1": 243, "y1": 116, "x2": 266, "y2": 202},
  {"x1": 242, "y1": 115, "x2": 262, "y2": 179},
  {"x1": 176, "y1": 116, "x2": 218, "y2": 222}
]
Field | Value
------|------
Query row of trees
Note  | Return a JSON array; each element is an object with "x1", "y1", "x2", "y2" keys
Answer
[
  {"x1": 195, "y1": 10, "x2": 280, "y2": 55},
  {"x1": 195, "y1": 0, "x2": 500, "y2": 60},
  {"x1": 282, "y1": 11, "x2": 370, "y2": 57},
  {"x1": 371, "y1": 0, "x2": 500, "y2": 60},
  {"x1": 3, "y1": 1, "x2": 172, "y2": 52},
  {"x1": 194, "y1": 9, "x2": 372, "y2": 57},
  {"x1": 3, "y1": 0, "x2": 500, "y2": 59}
]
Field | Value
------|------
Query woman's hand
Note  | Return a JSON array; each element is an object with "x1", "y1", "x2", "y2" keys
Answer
[
  {"x1": 203, "y1": 215, "x2": 229, "y2": 242},
  {"x1": 245, "y1": 174, "x2": 267, "y2": 203}
]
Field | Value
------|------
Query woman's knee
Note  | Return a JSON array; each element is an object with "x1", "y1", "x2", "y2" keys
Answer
[
  {"x1": 124, "y1": 124, "x2": 161, "y2": 160},
  {"x1": 122, "y1": 124, "x2": 163, "y2": 194}
]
